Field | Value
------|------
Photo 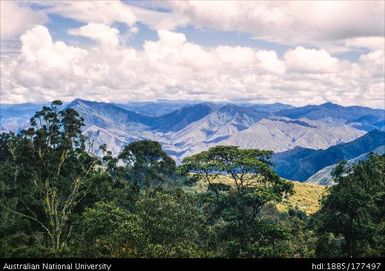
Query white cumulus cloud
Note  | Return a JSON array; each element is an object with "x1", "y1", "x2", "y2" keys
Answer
[
  {"x1": 43, "y1": 1, "x2": 136, "y2": 27},
  {"x1": 160, "y1": 1, "x2": 384, "y2": 49},
  {"x1": 345, "y1": 37, "x2": 385, "y2": 51},
  {"x1": 284, "y1": 47, "x2": 340, "y2": 73},
  {"x1": 1, "y1": 25, "x2": 384, "y2": 109},
  {"x1": 0, "y1": 1, "x2": 47, "y2": 39},
  {"x1": 68, "y1": 23, "x2": 120, "y2": 48}
]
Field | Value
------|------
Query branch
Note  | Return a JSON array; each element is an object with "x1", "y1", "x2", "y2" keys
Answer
[
  {"x1": 2, "y1": 206, "x2": 53, "y2": 239},
  {"x1": 56, "y1": 149, "x2": 68, "y2": 177},
  {"x1": 19, "y1": 199, "x2": 39, "y2": 220}
]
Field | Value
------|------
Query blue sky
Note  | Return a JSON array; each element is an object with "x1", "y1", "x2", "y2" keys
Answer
[{"x1": 0, "y1": 1, "x2": 384, "y2": 108}]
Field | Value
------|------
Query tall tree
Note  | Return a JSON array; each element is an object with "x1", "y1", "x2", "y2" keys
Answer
[
  {"x1": 117, "y1": 140, "x2": 177, "y2": 191},
  {"x1": 1, "y1": 101, "x2": 100, "y2": 255},
  {"x1": 314, "y1": 154, "x2": 385, "y2": 257},
  {"x1": 182, "y1": 145, "x2": 293, "y2": 257}
]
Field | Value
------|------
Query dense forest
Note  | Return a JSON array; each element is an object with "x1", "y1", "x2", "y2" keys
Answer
[{"x1": 0, "y1": 101, "x2": 384, "y2": 258}]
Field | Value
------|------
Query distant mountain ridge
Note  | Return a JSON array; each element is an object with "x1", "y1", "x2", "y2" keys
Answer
[
  {"x1": 306, "y1": 145, "x2": 385, "y2": 185},
  {"x1": 247, "y1": 102, "x2": 295, "y2": 113},
  {"x1": 276, "y1": 102, "x2": 385, "y2": 131},
  {"x1": 67, "y1": 99, "x2": 156, "y2": 127},
  {"x1": 0, "y1": 103, "x2": 47, "y2": 132},
  {"x1": 272, "y1": 130, "x2": 385, "y2": 181},
  {"x1": 152, "y1": 103, "x2": 215, "y2": 132},
  {"x1": 115, "y1": 101, "x2": 199, "y2": 117},
  {"x1": 276, "y1": 102, "x2": 384, "y2": 120},
  {"x1": 1, "y1": 99, "x2": 384, "y2": 167}
]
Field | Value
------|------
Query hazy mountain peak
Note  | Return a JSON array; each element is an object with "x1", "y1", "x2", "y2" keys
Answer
[
  {"x1": 151, "y1": 103, "x2": 214, "y2": 132},
  {"x1": 67, "y1": 98, "x2": 89, "y2": 107},
  {"x1": 319, "y1": 102, "x2": 341, "y2": 108}
]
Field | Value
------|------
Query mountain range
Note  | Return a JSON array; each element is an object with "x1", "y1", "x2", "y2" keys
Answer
[
  {"x1": 1, "y1": 99, "x2": 384, "y2": 184},
  {"x1": 306, "y1": 145, "x2": 385, "y2": 185},
  {"x1": 272, "y1": 129, "x2": 385, "y2": 182}
]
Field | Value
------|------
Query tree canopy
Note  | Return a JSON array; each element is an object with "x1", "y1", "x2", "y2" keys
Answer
[{"x1": 314, "y1": 154, "x2": 385, "y2": 257}]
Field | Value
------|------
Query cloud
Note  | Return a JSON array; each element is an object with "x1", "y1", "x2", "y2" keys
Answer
[
  {"x1": 160, "y1": 1, "x2": 384, "y2": 47},
  {"x1": 358, "y1": 50, "x2": 385, "y2": 78},
  {"x1": 127, "y1": 5, "x2": 189, "y2": 31},
  {"x1": 255, "y1": 51, "x2": 286, "y2": 74},
  {"x1": 157, "y1": 29, "x2": 187, "y2": 46},
  {"x1": 345, "y1": 37, "x2": 385, "y2": 51},
  {"x1": 284, "y1": 47, "x2": 340, "y2": 73},
  {"x1": 10, "y1": 1, "x2": 383, "y2": 56},
  {"x1": 19, "y1": 25, "x2": 87, "y2": 70},
  {"x1": 0, "y1": 1, "x2": 47, "y2": 39},
  {"x1": 1, "y1": 25, "x2": 384, "y2": 109},
  {"x1": 30, "y1": 1, "x2": 384, "y2": 50},
  {"x1": 39, "y1": 1, "x2": 136, "y2": 27},
  {"x1": 68, "y1": 23, "x2": 120, "y2": 48},
  {"x1": 2, "y1": 25, "x2": 88, "y2": 102}
]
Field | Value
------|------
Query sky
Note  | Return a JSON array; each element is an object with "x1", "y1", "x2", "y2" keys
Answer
[{"x1": 0, "y1": 1, "x2": 384, "y2": 108}]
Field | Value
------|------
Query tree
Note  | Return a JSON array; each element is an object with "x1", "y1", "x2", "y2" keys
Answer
[
  {"x1": 0, "y1": 101, "x2": 100, "y2": 255},
  {"x1": 275, "y1": 206, "x2": 317, "y2": 258},
  {"x1": 182, "y1": 145, "x2": 293, "y2": 257},
  {"x1": 116, "y1": 140, "x2": 177, "y2": 191},
  {"x1": 71, "y1": 202, "x2": 145, "y2": 257},
  {"x1": 314, "y1": 154, "x2": 385, "y2": 257},
  {"x1": 135, "y1": 190, "x2": 209, "y2": 257}
]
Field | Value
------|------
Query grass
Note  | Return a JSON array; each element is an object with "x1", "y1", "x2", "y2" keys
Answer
[
  {"x1": 277, "y1": 181, "x2": 328, "y2": 214},
  {"x1": 188, "y1": 174, "x2": 328, "y2": 215}
]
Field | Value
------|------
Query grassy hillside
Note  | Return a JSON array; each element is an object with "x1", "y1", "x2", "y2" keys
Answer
[
  {"x1": 277, "y1": 181, "x2": 327, "y2": 214},
  {"x1": 189, "y1": 176, "x2": 327, "y2": 215}
]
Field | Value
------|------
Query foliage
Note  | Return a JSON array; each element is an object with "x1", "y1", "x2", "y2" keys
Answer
[
  {"x1": 116, "y1": 140, "x2": 178, "y2": 191},
  {"x1": 182, "y1": 145, "x2": 293, "y2": 257},
  {"x1": 71, "y1": 202, "x2": 145, "y2": 257},
  {"x1": 135, "y1": 190, "x2": 209, "y2": 257},
  {"x1": 0, "y1": 101, "x2": 100, "y2": 256},
  {"x1": 314, "y1": 154, "x2": 385, "y2": 257}
]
